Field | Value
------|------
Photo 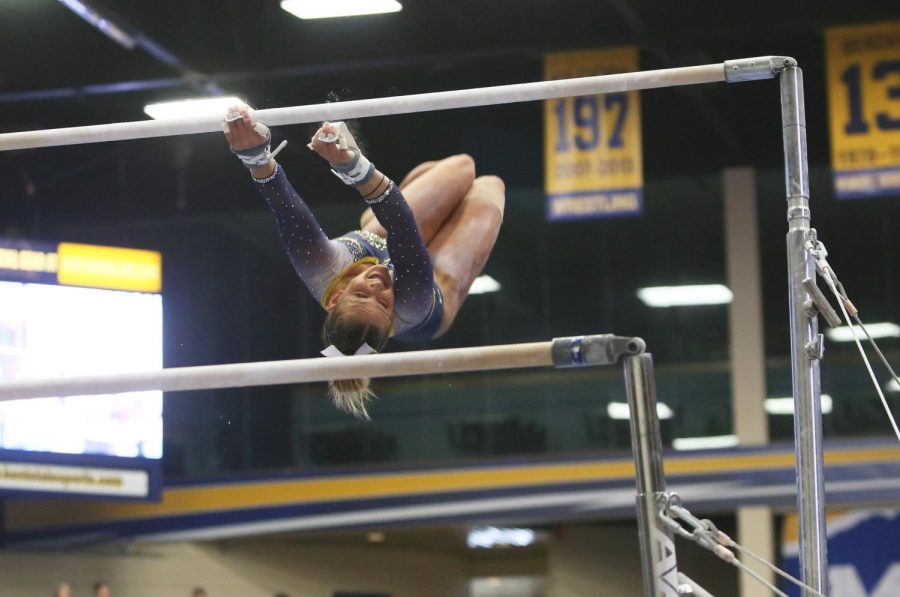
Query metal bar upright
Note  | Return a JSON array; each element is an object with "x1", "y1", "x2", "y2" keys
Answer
[
  {"x1": 625, "y1": 353, "x2": 679, "y2": 596},
  {"x1": 780, "y1": 63, "x2": 829, "y2": 594}
]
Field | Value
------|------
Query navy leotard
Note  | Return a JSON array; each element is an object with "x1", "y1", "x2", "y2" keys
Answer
[{"x1": 253, "y1": 163, "x2": 442, "y2": 343}]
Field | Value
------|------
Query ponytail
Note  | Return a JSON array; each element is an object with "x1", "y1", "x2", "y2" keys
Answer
[
  {"x1": 328, "y1": 378, "x2": 377, "y2": 420},
  {"x1": 322, "y1": 309, "x2": 390, "y2": 419}
]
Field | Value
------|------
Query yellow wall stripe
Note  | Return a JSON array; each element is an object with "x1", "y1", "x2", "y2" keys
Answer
[{"x1": 7, "y1": 445, "x2": 898, "y2": 532}]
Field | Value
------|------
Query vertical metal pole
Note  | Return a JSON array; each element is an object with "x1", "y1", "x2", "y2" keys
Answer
[
  {"x1": 781, "y1": 65, "x2": 829, "y2": 594},
  {"x1": 625, "y1": 353, "x2": 679, "y2": 597}
]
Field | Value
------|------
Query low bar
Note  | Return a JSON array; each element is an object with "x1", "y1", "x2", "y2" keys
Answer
[
  {"x1": 0, "y1": 62, "x2": 734, "y2": 151},
  {"x1": 0, "y1": 334, "x2": 642, "y2": 401}
]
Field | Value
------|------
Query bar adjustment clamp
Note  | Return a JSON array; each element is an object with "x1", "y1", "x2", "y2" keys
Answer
[
  {"x1": 724, "y1": 56, "x2": 797, "y2": 83},
  {"x1": 551, "y1": 334, "x2": 645, "y2": 368}
]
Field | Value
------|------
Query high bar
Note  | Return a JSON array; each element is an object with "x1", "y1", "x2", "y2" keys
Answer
[
  {"x1": 0, "y1": 57, "x2": 787, "y2": 152},
  {"x1": 0, "y1": 335, "x2": 645, "y2": 402}
]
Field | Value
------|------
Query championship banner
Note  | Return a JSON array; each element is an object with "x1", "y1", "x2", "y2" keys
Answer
[
  {"x1": 826, "y1": 22, "x2": 900, "y2": 200},
  {"x1": 544, "y1": 47, "x2": 643, "y2": 221},
  {"x1": 782, "y1": 510, "x2": 900, "y2": 596}
]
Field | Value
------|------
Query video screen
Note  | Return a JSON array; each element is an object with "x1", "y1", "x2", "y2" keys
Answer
[{"x1": 0, "y1": 281, "x2": 163, "y2": 459}]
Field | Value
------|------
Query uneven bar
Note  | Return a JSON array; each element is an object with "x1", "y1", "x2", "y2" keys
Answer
[
  {"x1": 0, "y1": 335, "x2": 643, "y2": 402},
  {"x1": 0, "y1": 63, "x2": 729, "y2": 151}
]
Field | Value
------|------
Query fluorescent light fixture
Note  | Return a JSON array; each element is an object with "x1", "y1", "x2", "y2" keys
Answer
[
  {"x1": 467, "y1": 527, "x2": 535, "y2": 549},
  {"x1": 672, "y1": 435, "x2": 738, "y2": 451},
  {"x1": 281, "y1": 0, "x2": 402, "y2": 19},
  {"x1": 144, "y1": 97, "x2": 246, "y2": 120},
  {"x1": 607, "y1": 401, "x2": 674, "y2": 420},
  {"x1": 825, "y1": 322, "x2": 900, "y2": 342},
  {"x1": 468, "y1": 275, "x2": 501, "y2": 295},
  {"x1": 58, "y1": 0, "x2": 136, "y2": 49},
  {"x1": 637, "y1": 284, "x2": 733, "y2": 307},
  {"x1": 764, "y1": 394, "x2": 833, "y2": 415}
]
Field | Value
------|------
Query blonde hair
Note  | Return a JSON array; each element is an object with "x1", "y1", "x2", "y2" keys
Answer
[
  {"x1": 322, "y1": 308, "x2": 389, "y2": 420},
  {"x1": 328, "y1": 378, "x2": 376, "y2": 420}
]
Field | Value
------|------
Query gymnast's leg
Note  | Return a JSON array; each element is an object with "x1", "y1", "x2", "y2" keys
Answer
[
  {"x1": 427, "y1": 175, "x2": 506, "y2": 337},
  {"x1": 360, "y1": 154, "x2": 475, "y2": 244}
]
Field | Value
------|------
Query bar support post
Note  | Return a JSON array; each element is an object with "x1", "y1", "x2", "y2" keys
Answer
[
  {"x1": 781, "y1": 63, "x2": 829, "y2": 595},
  {"x1": 625, "y1": 353, "x2": 680, "y2": 596}
]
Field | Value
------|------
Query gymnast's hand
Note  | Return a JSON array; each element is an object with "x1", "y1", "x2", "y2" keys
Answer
[
  {"x1": 308, "y1": 122, "x2": 356, "y2": 166},
  {"x1": 223, "y1": 105, "x2": 268, "y2": 152},
  {"x1": 310, "y1": 122, "x2": 379, "y2": 190},
  {"x1": 224, "y1": 105, "x2": 284, "y2": 176}
]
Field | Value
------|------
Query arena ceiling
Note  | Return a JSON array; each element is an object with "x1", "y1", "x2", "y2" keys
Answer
[{"x1": 2, "y1": 1, "x2": 898, "y2": 215}]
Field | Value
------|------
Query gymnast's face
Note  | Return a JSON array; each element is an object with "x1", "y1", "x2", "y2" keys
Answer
[{"x1": 328, "y1": 264, "x2": 395, "y2": 329}]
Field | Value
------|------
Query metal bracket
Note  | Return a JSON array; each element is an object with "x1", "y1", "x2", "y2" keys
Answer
[
  {"x1": 724, "y1": 56, "x2": 797, "y2": 82},
  {"x1": 805, "y1": 334, "x2": 826, "y2": 360},
  {"x1": 801, "y1": 278, "x2": 842, "y2": 328},
  {"x1": 551, "y1": 334, "x2": 645, "y2": 368}
]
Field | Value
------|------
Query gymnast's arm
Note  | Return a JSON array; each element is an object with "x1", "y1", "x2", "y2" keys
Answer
[
  {"x1": 251, "y1": 162, "x2": 348, "y2": 282},
  {"x1": 362, "y1": 180, "x2": 436, "y2": 323},
  {"x1": 225, "y1": 108, "x2": 345, "y2": 287}
]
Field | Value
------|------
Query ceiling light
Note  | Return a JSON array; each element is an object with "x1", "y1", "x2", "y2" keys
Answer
[
  {"x1": 636, "y1": 284, "x2": 733, "y2": 307},
  {"x1": 672, "y1": 435, "x2": 738, "y2": 451},
  {"x1": 468, "y1": 275, "x2": 501, "y2": 295},
  {"x1": 825, "y1": 322, "x2": 900, "y2": 342},
  {"x1": 58, "y1": 0, "x2": 136, "y2": 49},
  {"x1": 467, "y1": 527, "x2": 535, "y2": 549},
  {"x1": 281, "y1": 0, "x2": 402, "y2": 19},
  {"x1": 144, "y1": 97, "x2": 246, "y2": 120},
  {"x1": 606, "y1": 401, "x2": 673, "y2": 420},
  {"x1": 366, "y1": 531, "x2": 385, "y2": 543},
  {"x1": 764, "y1": 394, "x2": 833, "y2": 415},
  {"x1": 886, "y1": 379, "x2": 900, "y2": 393}
]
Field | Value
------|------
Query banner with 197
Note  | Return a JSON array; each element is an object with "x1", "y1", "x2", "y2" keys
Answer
[{"x1": 544, "y1": 47, "x2": 643, "y2": 221}]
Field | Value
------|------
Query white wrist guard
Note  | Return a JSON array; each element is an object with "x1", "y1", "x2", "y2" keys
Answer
[
  {"x1": 226, "y1": 119, "x2": 287, "y2": 169},
  {"x1": 323, "y1": 121, "x2": 376, "y2": 186},
  {"x1": 331, "y1": 152, "x2": 375, "y2": 186}
]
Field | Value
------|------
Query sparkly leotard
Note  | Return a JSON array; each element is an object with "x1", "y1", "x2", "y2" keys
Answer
[{"x1": 253, "y1": 163, "x2": 442, "y2": 343}]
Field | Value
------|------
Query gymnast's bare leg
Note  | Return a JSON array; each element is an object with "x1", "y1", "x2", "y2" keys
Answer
[
  {"x1": 426, "y1": 175, "x2": 505, "y2": 336},
  {"x1": 360, "y1": 154, "x2": 476, "y2": 244}
]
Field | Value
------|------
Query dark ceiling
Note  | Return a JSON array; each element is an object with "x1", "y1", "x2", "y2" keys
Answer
[{"x1": 2, "y1": 1, "x2": 899, "y2": 228}]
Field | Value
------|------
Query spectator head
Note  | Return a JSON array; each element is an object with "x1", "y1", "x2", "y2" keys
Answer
[
  {"x1": 55, "y1": 583, "x2": 71, "y2": 597},
  {"x1": 93, "y1": 581, "x2": 110, "y2": 597}
]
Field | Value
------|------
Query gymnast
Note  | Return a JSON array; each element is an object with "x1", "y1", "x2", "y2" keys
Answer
[{"x1": 224, "y1": 107, "x2": 505, "y2": 419}]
